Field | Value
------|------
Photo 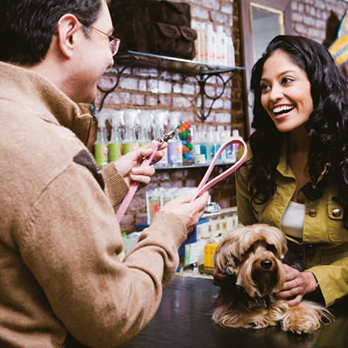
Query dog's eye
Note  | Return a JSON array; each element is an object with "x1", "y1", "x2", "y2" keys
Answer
[
  {"x1": 228, "y1": 252, "x2": 239, "y2": 266},
  {"x1": 266, "y1": 244, "x2": 276, "y2": 252}
]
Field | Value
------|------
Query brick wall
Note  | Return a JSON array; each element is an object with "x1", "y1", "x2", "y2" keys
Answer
[{"x1": 95, "y1": 0, "x2": 348, "y2": 231}]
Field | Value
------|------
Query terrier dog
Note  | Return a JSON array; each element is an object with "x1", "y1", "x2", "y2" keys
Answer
[{"x1": 212, "y1": 224, "x2": 333, "y2": 334}]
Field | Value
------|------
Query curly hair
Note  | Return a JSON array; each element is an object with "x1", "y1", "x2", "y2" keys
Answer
[
  {"x1": 0, "y1": 0, "x2": 102, "y2": 66},
  {"x1": 248, "y1": 35, "x2": 348, "y2": 227}
]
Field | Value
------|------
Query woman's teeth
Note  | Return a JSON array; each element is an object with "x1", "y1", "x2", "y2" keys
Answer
[{"x1": 273, "y1": 105, "x2": 294, "y2": 116}]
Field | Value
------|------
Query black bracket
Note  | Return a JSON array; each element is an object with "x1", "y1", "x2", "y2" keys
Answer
[{"x1": 196, "y1": 68, "x2": 239, "y2": 122}]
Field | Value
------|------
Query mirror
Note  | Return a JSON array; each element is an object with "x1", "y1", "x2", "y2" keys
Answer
[
  {"x1": 241, "y1": 0, "x2": 292, "y2": 136},
  {"x1": 251, "y1": 3, "x2": 284, "y2": 63}
]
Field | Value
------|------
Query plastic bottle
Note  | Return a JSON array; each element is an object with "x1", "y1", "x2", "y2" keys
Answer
[
  {"x1": 216, "y1": 26, "x2": 226, "y2": 66},
  {"x1": 231, "y1": 129, "x2": 243, "y2": 162},
  {"x1": 108, "y1": 110, "x2": 123, "y2": 162},
  {"x1": 207, "y1": 23, "x2": 217, "y2": 65},
  {"x1": 215, "y1": 125, "x2": 224, "y2": 163},
  {"x1": 153, "y1": 110, "x2": 169, "y2": 167},
  {"x1": 138, "y1": 110, "x2": 153, "y2": 148},
  {"x1": 206, "y1": 126, "x2": 216, "y2": 163},
  {"x1": 227, "y1": 36, "x2": 235, "y2": 67},
  {"x1": 192, "y1": 126, "x2": 203, "y2": 165},
  {"x1": 94, "y1": 111, "x2": 109, "y2": 168},
  {"x1": 223, "y1": 126, "x2": 234, "y2": 163},
  {"x1": 167, "y1": 112, "x2": 183, "y2": 166},
  {"x1": 199, "y1": 126, "x2": 208, "y2": 163},
  {"x1": 122, "y1": 109, "x2": 140, "y2": 154}
]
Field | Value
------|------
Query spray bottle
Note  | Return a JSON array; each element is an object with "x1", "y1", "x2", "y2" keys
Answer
[
  {"x1": 153, "y1": 110, "x2": 169, "y2": 167},
  {"x1": 94, "y1": 111, "x2": 109, "y2": 168},
  {"x1": 138, "y1": 110, "x2": 153, "y2": 148},
  {"x1": 108, "y1": 110, "x2": 123, "y2": 162},
  {"x1": 123, "y1": 109, "x2": 140, "y2": 154}
]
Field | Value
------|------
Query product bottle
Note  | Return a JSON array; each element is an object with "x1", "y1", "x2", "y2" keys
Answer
[
  {"x1": 122, "y1": 109, "x2": 140, "y2": 154},
  {"x1": 108, "y1": 111, "x2": 123, "y2": 162},
  {"x1": 224, "y1": 126, "x2": 234, "y2": 163},
  {"x1": 94, "y1": 112, "x2": 109, "y2": 168},
  {"x1": 167, "y1": 112, "x2": 183, "y2": 166},
  {"x1": 153, "y1": 110, "x2": 169, "y2": 167},
  {"x1": 206, "y1": 126, "x2": 216, "y2": 164},
  {"x1": 138, "y1": 110, "x2": 153, "y2": 148},
  {"x1": 207, "y1": 24, "x2": 217, "y2": 65},
  {"x1": 215, "y1": 125, "x2": 224, "y2": 163},
  {"x1": 231, "y1": 129, "x2": 243, "y2": 162}
]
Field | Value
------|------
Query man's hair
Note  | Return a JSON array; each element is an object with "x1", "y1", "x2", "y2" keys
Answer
[{"x1": 0, "y1": 0, "x2": 102, "y2": 66}]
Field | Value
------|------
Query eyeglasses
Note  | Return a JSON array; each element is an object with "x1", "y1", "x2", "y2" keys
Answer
[{"x1": 82, "y1": 23, "x2": 121, "y2": 56}]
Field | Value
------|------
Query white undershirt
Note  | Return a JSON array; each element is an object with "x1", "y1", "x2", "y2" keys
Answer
[{"x1": 281, "y1": 201, "x2": 305, "y2": 239}]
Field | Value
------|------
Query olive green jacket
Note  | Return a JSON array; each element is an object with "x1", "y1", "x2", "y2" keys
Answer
[{"x1": 236, "y1": 142, "x2": 348, "y2": 307}]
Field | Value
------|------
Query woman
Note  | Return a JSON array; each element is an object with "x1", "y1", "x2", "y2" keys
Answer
[{"x1": 216, "y1": 35, "x2": 348, "y2": 308}]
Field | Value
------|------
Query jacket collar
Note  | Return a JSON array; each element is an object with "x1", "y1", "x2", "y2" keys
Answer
[
  {"x1": 0, "y1": 61, "x2": 92, "y2": 145},
  {"x1": 276, "y1": 139, "x2": 331, "y2": 184}
]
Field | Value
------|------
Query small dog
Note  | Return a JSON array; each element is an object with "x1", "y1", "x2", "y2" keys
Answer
[{"x1": 212, "y1": 224, "x2": 333, "y2": 334}]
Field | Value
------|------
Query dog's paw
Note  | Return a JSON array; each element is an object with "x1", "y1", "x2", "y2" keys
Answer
[{"x1": 280, "y1": 301, "x2": 331, "y2": 334}]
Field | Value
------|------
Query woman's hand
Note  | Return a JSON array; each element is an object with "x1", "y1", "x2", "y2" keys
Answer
[
  {"x1": 276, "y1": 264, "x2": 318, "y2": 306},
  {"x1": 212, "y1": 268, "x2": 228, "y2": 288}
]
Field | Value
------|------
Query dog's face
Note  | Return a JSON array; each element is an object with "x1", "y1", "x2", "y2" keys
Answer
[{"x1": 214, "y1": 224, "x2": 288, "y2": 298}]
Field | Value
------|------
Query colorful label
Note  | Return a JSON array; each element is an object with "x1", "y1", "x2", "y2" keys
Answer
[
  {"x1": 108, "y1": 143, "x2": 123, "y2": 162},
  {"x1": 95, "y1": 143, "x2": 109, "y2": 168},
  {"x1": 123, "y1": 142, "x2": 139, "y2": 154},
  {"x1": 206, "y1": 144, "x2": 215, "y2": 163}
]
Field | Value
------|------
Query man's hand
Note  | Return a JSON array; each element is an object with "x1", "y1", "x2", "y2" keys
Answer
[
  {"x1": 114, "y1": 144, "x2": 167, "y2": 188},
  {"x1": 161, "y1": 192, "x2": 209, "y2": 233}
]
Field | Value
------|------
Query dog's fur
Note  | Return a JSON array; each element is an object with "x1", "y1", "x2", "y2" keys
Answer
[{"x1": 212, "y1": 224, "x2": 333, "y2": 334}]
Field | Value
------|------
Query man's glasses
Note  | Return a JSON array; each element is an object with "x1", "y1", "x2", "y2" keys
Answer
[{"x1": 82, "y1": 23, "x2": 121, "y2": 56}]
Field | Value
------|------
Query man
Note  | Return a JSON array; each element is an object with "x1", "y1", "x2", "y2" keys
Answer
[{"x1": 0, "y1": 0, "x2": 209, "y2": 347}]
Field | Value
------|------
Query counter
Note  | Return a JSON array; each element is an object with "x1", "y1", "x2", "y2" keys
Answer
[{"x1": 119, "y1": 275, "x2": 348, "y2": 348}]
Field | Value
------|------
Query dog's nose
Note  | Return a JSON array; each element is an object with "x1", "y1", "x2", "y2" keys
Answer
[{"x1": 261, "y1": 259, "x2": 273, "y2": 270}]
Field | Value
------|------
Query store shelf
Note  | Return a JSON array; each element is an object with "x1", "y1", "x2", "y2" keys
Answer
[
  {"x1": 154, "y1": 161, "x2": 235, "y2": 170},
  {"x1": 95, "y1": 51, "x2": 248, "y2": 122}
]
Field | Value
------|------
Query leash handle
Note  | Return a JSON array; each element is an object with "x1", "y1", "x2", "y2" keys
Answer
[
  {"x1": 190, "y1": 138, "x2": 247, "y2": 202},
  {"x1": 116, "y1": 131, "x2": 175, "y2": 222}
]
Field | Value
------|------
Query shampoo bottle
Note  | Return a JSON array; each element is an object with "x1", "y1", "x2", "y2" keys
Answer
[
  {"x1": 94, "y1": 111, "x2": 109, "y2": 168},
  {"x1": 108, "y1": 110, "x2": 123, "y2": 162}
]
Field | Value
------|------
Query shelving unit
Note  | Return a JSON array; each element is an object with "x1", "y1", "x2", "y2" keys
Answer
[
  {"x1": 95, "y1": 50, "x2": 247, "y2": 122},
  {"x1": 154, "y1": 161, "x2": 235, "y2": 170}
]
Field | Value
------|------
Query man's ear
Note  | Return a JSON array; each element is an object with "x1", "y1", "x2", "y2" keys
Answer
[{"x1": 56, "y1": 14, "x2": 81, "y2": 58}]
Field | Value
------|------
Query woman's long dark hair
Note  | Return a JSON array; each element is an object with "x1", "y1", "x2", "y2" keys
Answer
[{"x1": 248, "y1": 35, "x2": 348, "y2": 227}]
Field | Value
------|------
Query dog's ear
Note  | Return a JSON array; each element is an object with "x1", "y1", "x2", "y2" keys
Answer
[{"x1": 213, "y1": 238, "x2": 238, "y2": 275}]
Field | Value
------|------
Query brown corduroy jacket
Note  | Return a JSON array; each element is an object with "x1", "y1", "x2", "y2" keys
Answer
[{"x1": 0, "y1": 62, "x2": 186, "y2": 348}]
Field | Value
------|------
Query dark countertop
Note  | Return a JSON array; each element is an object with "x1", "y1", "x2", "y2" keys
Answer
[{"x1": 119, "y1": 275, "x2": 348, "y2": 348}]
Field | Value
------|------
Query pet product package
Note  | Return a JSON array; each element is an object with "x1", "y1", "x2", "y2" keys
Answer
[{"x1": 109, "y1": 0, "x2": 197, "y2": 59}]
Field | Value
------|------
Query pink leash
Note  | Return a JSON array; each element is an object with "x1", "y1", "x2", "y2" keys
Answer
[
  {"x1": 116, "y1": 135, "x2": 247, "y2": 222},
  {"x1": 116, "y1": 131, "x2": 175, "y2": 222},
  {"x1": 190, "y1": 138, "x2": 247, "y2": 202}
]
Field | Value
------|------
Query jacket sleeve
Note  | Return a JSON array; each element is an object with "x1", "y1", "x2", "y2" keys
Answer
[
  {"x1": 236, "y1": 143, "x2": 258, "y2": 226},
  {"x1": 102, "y1": 161, "x2": 130, "y2": 207},
  {"x1": 20, "y1": 162, "x2": 187, "y2": 347},
  {"x1": 309, "y1": 257, "x2": 348, "y2": 307}
]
